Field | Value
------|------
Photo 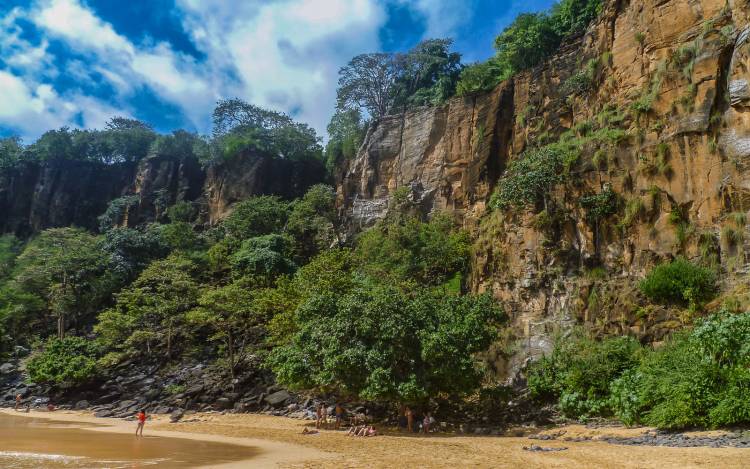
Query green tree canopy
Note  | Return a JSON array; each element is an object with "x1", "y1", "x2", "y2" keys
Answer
[
  {"x1": 14, "y1": 228, "x2": 114, "y2": 338},
  {"x1": 269, "y1": 285, "x2": 504, "y2": 403},
  {"x1": 95, "y1": 254, "x2": 200, "y2": 361}
]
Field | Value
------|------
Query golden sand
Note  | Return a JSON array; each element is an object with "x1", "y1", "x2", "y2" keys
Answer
[{"x1": 3, "y1": 409, "x2": 747, "y2": 468}]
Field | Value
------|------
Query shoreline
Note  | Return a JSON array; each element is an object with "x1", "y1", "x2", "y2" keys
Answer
[
  {"x1": 0, "y1": 408, "x2": 331, "y2": 468},
  {"x1": 2, "y1": 408, "x2": 748, "y2": 468}
]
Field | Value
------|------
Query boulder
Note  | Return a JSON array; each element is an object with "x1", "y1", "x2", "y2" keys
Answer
[
  {"x1": 74, "y1": 400, "x2": 90, "y2": 410},
  {"x1": 170, "y1": 410, "x2": 185, "y2": 423},
  {"x1": 264, "y1": 390, "x2": 291, "y2": 407},
  {"x1": 0, "y1": 363, "x2": 15, "y2": 374},
  {"x1": 94, "y1": 410, "x2": 114, "y2": 418}
]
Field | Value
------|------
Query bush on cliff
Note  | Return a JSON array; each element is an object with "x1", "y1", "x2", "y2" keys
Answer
[{"x1": 638, "y1": 257, "x2": 717, "y2": 308}]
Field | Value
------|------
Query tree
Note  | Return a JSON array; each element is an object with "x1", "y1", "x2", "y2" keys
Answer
[
  {"x1": 212, "y1": 99, "x2": 294, "y2": 137},
  {"x1": 268, "y1": 285, "x2": 504, "y2": 403},
  {"x1": 324, "y1": 109, "x2": 366, "y2": 171},
  {"x1": 336, "y1": 53, "x2": 399, "y2": 119},
  {"x1": 14, "y1": 228, "x2": 114, "y2": 339},
  {"x1": 392, "y1": 38, "x2": 463, "y2": 108},
  {"x1": 95, "y1": 254, "x2": 200, "y2": 360},
  {"x1": 149, "y1": 130, "x2": 207, "y2": 161},
  {"x1": 355, "y1": 213, "x2": 470, "y2": 287},
  {"x1": 0, "y1": 136, "x2": 23, "y2": 169},
  {"x1": 286, "y1": 184, "x2": 340, "y2": 261},
  {"x1": 27, "y1": 336, "x2": 99, "y2": 385},
  {"x1": 230, "y1": 234, "x2": 296, "y2": 284},
  {"x1": 100, "y1": 227, "x2": 169, "y2": 280},
  {"x1": 211, "y1": 99, "x2": 322, "y2": 162},
  {"x1": 494, "y1": 13, "x2": 560, "y2": 74},
  {"x1": 188, "y1": 281, "x2": 266, "y2": 378},
  {"x1": 223, "y1": 195, "x2": 289, "y2": 242},
  {"x1": 456, "y1": 59, "x2": 508, "y2": 96}
]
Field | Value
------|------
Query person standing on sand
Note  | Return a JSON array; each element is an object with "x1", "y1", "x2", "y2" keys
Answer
[
  {"x1": 316, "y1": 403, "x2": 325, "y2": 429},
  {"x1": 135, "y1": 410, "x2": 146, "y2": 436},
  {"x1": 405, "y1": 406, "x2": 414, "y2": 433},
  {"x1": 423, "y1": 412, "x2": 432, "y2": 434},
  {"x1": 15, "y1": 394, "x2": 21, "y2": 411},
  {"x1": 335, "y1": 403, "x2": 344, "y2": 430}
]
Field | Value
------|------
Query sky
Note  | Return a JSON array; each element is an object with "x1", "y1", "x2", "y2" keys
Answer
[{"x1": 0, "y1": 0, "x2": 554, "y2": 142}]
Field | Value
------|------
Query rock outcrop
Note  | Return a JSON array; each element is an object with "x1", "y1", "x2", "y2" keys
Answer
[
  {"x1": 0, "y1": 152, "x2": 327, "y2": 235},
  {"x1": 337, "y1": 0, "x2": 750, "y2": 380}
]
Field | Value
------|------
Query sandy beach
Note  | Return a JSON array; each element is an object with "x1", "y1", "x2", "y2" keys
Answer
[{"x1": 3, "y1": 409, "x2": 747, "y2": 468}]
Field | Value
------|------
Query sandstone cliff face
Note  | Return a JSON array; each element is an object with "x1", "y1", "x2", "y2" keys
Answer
[
  {"x1": 0, "y1": 160, "x2": 137, "y2": 236},
  {"x1": 0, "y1": 153, "x2": 326, "y2": 235},
  {"x1": 337, "y1": 0, "x2": 750, "y2": 379}
]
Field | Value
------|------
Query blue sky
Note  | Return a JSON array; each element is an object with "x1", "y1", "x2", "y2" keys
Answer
[{"x1": 0, "y1": 0, "x2": 554, "y2": 142}]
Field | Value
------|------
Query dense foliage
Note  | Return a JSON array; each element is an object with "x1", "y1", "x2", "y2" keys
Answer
[
  {"x1": 336, "y1": 38, "x2": 462, "y2": 120},
  {"x1": 528, "y1": 310, "x2": 750, "y2": 428},
  {"x1": 639, "y1": 257, "x2": 717, "y2": 309},
  {"x1": 270, "y1": 286, "x2": 503, "y2": 402},
  {"x1": 456, "y1": 0, "x2": 603, "y2": 95},
  {"x1": 27, "y1": 337, "x2": 100, "y2": 385},
  {"x1": 490, "y1": 146, "x2": 566, "y2": 210}
]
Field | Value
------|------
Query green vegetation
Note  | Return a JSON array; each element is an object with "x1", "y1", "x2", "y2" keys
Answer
[
  {"x1": 456, "y1": 0, "x2": 603, "y2": 95},
  {"x1": 336, "y1": 39, "x2": 462, "y2": 119},
  {"x1": 270, "y1": 286, "x2": 503, "y2": 402},
  {"x1": 638, "y1": 257, "x2": 717, "y2": 308},
  {"x1": 528, "y1": 331, "x2": 641, "y2": 418},
  {"x1": 27, "y1": 337, "x2": 100, "y2": 385},
  {"x1": 561, "y1": 57, "x2": 601, "y2": 96},
  {"x1": 529, "y1": 310, "x2": 750, "y2": 428},
  {"x1": 491, "y1": 146, "x2": 566, "y2": 210},
  {"x1": 0, "y1": 174, "x2": 501, "y2": 406}
]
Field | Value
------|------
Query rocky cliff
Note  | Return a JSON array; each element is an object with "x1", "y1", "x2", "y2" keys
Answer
[
  {"x1": 0, "y1": 152, "x2": 326, "y2": 235},
  {"x1": 337, "y1": 0, "x2": 750, "y2": 379}
]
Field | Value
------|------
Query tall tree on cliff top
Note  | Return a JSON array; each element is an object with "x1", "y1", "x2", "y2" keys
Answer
[
  {"x1": 336, "y1": 53, "x2": 399, "y2": 120},
  {"x1": 335, "y1": 39, "x2": 462, "y2": 120}
]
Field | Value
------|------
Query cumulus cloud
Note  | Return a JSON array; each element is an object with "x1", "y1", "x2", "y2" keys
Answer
[{"x1": 2, "y1": 0, "x2": 512, "y2": 141}]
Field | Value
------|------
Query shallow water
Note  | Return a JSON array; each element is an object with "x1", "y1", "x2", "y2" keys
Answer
[{"x1": 0, "y1": 413, "x2": 257, "y2": 468}]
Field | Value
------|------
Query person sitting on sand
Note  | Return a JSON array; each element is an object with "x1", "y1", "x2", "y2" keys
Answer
[
  {"x1": 348, "y1": 425, "x2": 364, "y2": 436},
  {"x1": 357, "y1": 425, "x2": 377, "y2": 437},
  {"x1": 47, "y1": 403, "x2": 56, "y2": 412},
  {"x1": 302, "y1": 427, "x2": 319, "y2": 435},
  {"x1": 135, "y1": 410, "x2": 146, "y2": 436}
]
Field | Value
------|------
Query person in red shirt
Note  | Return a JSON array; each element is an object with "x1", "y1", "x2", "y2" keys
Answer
[{"x1": 135, "y1": 410, "x2": 146, "y2": 436}]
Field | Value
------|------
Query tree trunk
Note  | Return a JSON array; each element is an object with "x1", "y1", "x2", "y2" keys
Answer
[
  {"x1": 228, "y1": 330, "x2": 235, "y2": 380},
  {"x1": 57, "y1": 314, "x2": 64, "y2": 340}
]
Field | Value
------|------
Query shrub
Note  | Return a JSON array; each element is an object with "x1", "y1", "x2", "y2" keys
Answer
[
  {"x1": 27, "y1": 337, "x2": 99, "y2": 385},
  {"x1": 610, "y1": 311, "x2": 750, "y2": 429},
  {"x1": 639, "y1": 257, "x2": 716, "y2": 308},
  {"x1": 527, "y1": 332, "x2": 642, "y2": 419},
  {"x1": 456, "y1": 60, "x2": 508, "y2": 96},
  {"x1": 491, "y1": 146, "x2": 565, "y2": 209}
]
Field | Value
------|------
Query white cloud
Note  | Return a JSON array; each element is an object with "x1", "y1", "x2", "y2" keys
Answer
[
  {"x1": 1, "y1": 0, "x2": 388, "y2": 139},
  {"x1": 34, "y1": 0, "x2": 133, "y2": 54},
  {"x1": 176, "y1": 0, "x2": 386, "y2": 134},
  {"x1": 406, "y1": 0, "x2": 476, "y2": 39},
  {"x1": 0, "y1": 70, "x2": 127, "y2": 141}
]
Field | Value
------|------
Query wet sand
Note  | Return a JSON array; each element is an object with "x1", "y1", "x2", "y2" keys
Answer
[
  {"x1": 3, "y1": 409, "x2": 747, "y2": 468},
  {"x1": 0, "y1": 409, "x2": 328, "y2": 468}
]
